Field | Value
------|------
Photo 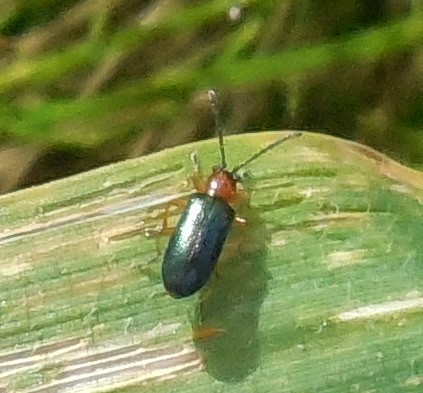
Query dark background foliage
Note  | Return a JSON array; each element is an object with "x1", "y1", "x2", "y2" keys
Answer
[{"x1": 0, "y1": 0, "x2": 421, "y2": 193}]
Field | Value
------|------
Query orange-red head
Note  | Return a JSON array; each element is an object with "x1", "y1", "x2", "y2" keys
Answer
[{"x1": 206, "y1": 168, "x2": 237, "y2": 202}]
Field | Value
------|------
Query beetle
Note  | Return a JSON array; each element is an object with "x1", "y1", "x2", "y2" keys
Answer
[{"x1": 162, "y1": 90, "x2": 301, "y2": 298}]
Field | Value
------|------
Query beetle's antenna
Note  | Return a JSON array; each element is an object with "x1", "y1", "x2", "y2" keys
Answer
[
  {"x1": 208, "y1": 89, "x2": 227, "y2": 169},
  {"x1": 232, "y1": 132, "x2": 302, "y2": 174}
]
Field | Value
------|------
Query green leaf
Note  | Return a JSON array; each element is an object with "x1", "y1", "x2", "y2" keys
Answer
[{"x1": 1, "y1": 131, "x2": 423, "y2": 392}]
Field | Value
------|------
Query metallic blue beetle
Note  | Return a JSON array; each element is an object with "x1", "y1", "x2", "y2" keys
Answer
[{"x1": 162, "y1": 90, "x2": 301, "y2": 298}]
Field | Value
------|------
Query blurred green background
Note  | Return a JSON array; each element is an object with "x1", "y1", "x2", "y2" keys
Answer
[{"x1": 0, "y1": 0, "x2": 422, "y2": 194}]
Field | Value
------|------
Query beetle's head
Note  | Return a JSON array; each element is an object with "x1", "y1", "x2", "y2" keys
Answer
[{"x1": 206, "y1": 167, "x2": 237, "y2": 202}]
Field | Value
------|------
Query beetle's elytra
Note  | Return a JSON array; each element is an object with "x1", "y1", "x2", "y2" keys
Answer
[
  {"x1": 161, "y1": 90, "x2": 301, "y2": 298},
  {"x1": 162, "y1": 193, "x2": 235, "y2": 298}
]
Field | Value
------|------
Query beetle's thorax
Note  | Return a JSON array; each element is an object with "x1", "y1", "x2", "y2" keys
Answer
[{"x1": 206, "y1": 168, "x2": 237, "y2": 202}]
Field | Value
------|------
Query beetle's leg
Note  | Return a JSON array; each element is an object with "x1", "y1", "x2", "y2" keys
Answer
[
  {"x1": 155, "y1": 206, "x2": 175, "y2": 237},
  {"x1": 235, "y1": 216, "x2": 247, "y2": 225},
  {"x1": 144, "y1": 198, "x2": 187, "y2": 238},
  {"x1": 234, "y1": 168, "x2": 252, "y2": 182},
  {"x1": 190, "y1": 152, "x2": 207, "y2": 193},
  {"x1": 193, "y1": 326, "x2": 225, "y2": 341},
  {"x1": 229, "y1": 186, "x2": 249, "y2": 226},
  {"x1": 143, "y1": 197, "x2": 190, "y2": 263}
]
